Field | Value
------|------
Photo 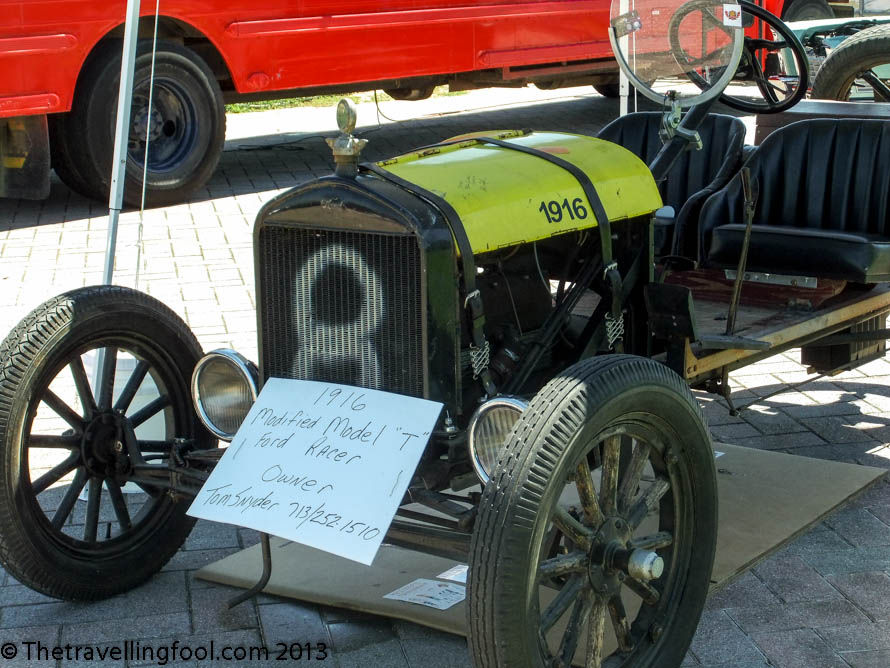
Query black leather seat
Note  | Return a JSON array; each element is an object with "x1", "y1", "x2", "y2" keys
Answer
[
  {"x1": 597, "y1": 112, "x2": 747, "y2": 257},
  {"x1": 699, "y1": 119, "x2": 890, "y2": 283}
]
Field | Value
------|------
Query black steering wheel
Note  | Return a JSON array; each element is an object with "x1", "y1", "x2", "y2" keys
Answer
[{"x1": 669, "y1": 0, "x2": 809, "y2": 113}]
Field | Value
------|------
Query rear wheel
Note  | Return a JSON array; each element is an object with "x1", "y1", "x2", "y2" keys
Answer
[
  {"x1": 383, "y1": 86, "x2": 436, "y2": 101},
  {"x1": 0, "y1": 286, "x2": 212, "y2": 600},
  {"x1": 65, "y1": 39, "x2": 225, "y2": 208},
  {"x1": 781, "y1": 0, "x2": 833, "y2": 21},
  {"x1": 811, "y1": 24, "x2": 890, "y2": 102},
  {"x1": 468, "y1": 355, "x2": 717, "y2": 668},
  {"x1": 594, "y1": 82, "x2": 621, "y2": 98},
  {"x1": 48, "y1": 113, "x2": 104, "y2": 201}
]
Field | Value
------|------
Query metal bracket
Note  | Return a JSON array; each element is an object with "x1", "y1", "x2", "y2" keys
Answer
[
  {"x1": 659, "y1": 99, "x2": 702, "y2": 150},
  {"x1": 228, "y1": 532, "x2": 272, "y2": 609}
]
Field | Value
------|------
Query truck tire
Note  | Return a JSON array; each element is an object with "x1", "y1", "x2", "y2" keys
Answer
[
  {"x1": 48, "y1": 113, "x2": 105, "y2": 201},
  {"x1": 67, "y1": 39, "x2": 225, "y2": 208},
  {"x1": 384, "y1": 86, "x2": 435, "y2": 101},
  {"x1": 593, "y1": 79, "x2": 646, "y2": 98},
  {"x1": 811, "y1": 24, "x2": 890, "y2": 102},
  {"x1": 594, "y1": 82, "x2": 620, "y2": 98},
  {"x1": 781, "y1": 0, "x2": 834, "y2": 21},
  {"x1": 0, "y1": 286, "x2": 213, "y2": 600}
]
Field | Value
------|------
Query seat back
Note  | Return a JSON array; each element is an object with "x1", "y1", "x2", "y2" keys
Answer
[
  {"x1": 698, "y1": 119, "x2": 890, "y2": 259},
  {"x1": 597, "y1": 112, "x2": 747, "y2": 255}
]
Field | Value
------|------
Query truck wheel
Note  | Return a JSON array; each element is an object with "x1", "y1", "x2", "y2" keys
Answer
[
  {"x1": 48, "y1": 113, "x2": 105, "y2": 201},
  {"x1": 781, "y1": 0, "x2": 833, "y2": 21},
  {"x1": 468, "y1": 355, "x2": 716, "y2": 668},
  {"x1": 594, "y1": 79, "x2": 648, "y2": 98},
  {"x1": 384, "y1": 86, "x2": 436, "y2": 101},
  {"x1": 811, "y1": 24, "x2": 890, "y2": 102},
  {"x1": 593, "y1": 82, "x2": 620, "y2": 98},
  {"x1": 68, "y1": 39, "x2": 225, "y2": 208},
  {"x1": 0, "y1": 286, "x2": 212, "y2": 600}
]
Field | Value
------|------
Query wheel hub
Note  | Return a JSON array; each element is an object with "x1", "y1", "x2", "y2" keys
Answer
[
  {"x1": 81, "y1": 413, "x2": 129, "y2": 477},
  {"x1": 587, "y1": 516, "x2": 665, "y2": 594},
  {"x1": 132, "y1": 106, "x2": 166, "y2": 144},
  {"x1": 587, "y1": 516, "x2": 630, "y2": 595}
]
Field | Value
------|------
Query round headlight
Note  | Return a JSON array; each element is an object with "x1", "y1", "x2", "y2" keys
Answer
[
  {"x1": 192, "y1": 350, "x2": 258, "y2": 441},
  {"x1": 468, "y1": 397, "x2": 527, "y2": 484}
]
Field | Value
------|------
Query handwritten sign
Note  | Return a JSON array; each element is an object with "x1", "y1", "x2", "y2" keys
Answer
[{"x1": 187, "y1": 378, "x2": 442, "y2": 565}]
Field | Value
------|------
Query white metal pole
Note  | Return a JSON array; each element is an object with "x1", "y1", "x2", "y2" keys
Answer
[
  {"x1": 103, "y1": 0, "x2": 142, "y2": 285},
  {"x1": 88, "y1": 0, "x2": 142, "y2": 489},
  {"x1": 619, "y1": 0, "x2": 629, "y2": 117}
]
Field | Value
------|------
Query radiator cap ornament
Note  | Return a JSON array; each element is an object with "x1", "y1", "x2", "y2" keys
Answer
[{"x1": 326, "y1": 98, "x2": 367, "y2": 179}]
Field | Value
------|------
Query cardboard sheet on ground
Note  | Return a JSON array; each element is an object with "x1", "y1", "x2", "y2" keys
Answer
[{"x1": 197, "y1": 444, "x2": 884, "y2": 660}]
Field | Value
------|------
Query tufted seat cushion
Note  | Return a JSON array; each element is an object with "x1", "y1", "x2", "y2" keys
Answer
[
  {"x1": 709, "y1": 225, "x2": 890, "y2": 283},
  {"x1": 597, "y1": 112, "x2": 747, "y2": 257},
  {"x1": 699, "y1": 119, "x2": 890, "y2": 282}
]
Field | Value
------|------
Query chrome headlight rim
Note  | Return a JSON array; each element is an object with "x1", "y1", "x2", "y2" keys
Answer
[
  {"x1": 191, "y1": 349, "x2": 259, "y2": 441},
  {"x1": 468, "y1": 395, "x2": 527, "y2": 484}
]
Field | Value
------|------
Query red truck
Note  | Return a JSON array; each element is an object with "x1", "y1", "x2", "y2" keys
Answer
[{"x1": 0, "y1": 0, "x2": 842, "y2": 206}]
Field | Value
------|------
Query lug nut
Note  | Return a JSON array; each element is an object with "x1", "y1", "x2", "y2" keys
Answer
[{"x1": 649, "y1": 623, "x2": 663, "y2": 642}]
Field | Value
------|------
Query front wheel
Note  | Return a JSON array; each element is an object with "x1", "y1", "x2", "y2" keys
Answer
[
  {"x1": 781, "y1": 0, "x2": 833, "y2": 21},
  {"x1": 468, "y1": 355, "x2": 717, "y2": 668},
  {"x1": 0, "y1": 286, "x2": 213, "y2": 600}
]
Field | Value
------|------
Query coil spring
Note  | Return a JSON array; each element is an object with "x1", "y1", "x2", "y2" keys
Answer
[
  {"x1": 605, "y1": 313, "x2": 624, "y2": 350},
  {"x1": 469, "y1": 340, "x2": 491, "y2": 379}
]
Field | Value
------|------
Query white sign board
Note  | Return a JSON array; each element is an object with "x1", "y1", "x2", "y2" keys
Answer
[{"x1": 187, "y1": 378, "x2": 442, "y2": 565}]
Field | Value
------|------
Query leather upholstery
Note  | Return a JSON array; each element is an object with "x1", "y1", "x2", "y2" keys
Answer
[
  {"x1": 709, "y1": 225, "x2": 890, "y2": 283},
  {"x1": 597, "y1": 112, "x2": 747, "y2": 256},
  {"x1": 699, "y1": 119, "x2": 890, "y2": 282}
]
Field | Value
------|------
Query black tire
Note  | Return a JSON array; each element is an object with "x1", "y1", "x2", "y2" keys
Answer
[
  {"x1": 594, "y1": 82, "x2": 621, "y2": 98},
  {"x1": 811, "y1": 24, "x2": 890, "y2": 102},
  {"x1": 0, "y1": 286, "x2": 213, "y2": 600},
  {"x1": 68, "y1": 39, "x2": 225, "y2": 208},
  {"x1": 781, "y1": 0, "x2": 833, "y2": 21},
  {"x1": 468, "y1": 355, "x2": 716, "y2": 668},
  {"x1": 384, "y1": 86, "x2": 435, "y2": 101},
  {"x1": 594, "y1": 80, "x2": 650, "y2": 98},
  {"x1": 48, "y1": 113, "x2": 105, "y2": 201}
]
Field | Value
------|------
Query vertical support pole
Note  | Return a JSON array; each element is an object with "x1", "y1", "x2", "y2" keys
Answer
[
  {"x1": 619, "y1": 0, "x2": 629, "y2": 117},
  {"x1": 103, "y1": 0, "x2": 142, "y2": 286},
  {"x1": 91, "y1": 0, "x2": 142, "y2": 467}
]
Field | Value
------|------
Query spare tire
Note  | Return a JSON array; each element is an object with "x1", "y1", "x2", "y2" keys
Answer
[{"x1": 811, "y1": 24, "x2": 890, "y2": 102}]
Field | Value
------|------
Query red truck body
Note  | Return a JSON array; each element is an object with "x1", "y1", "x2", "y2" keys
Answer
[
  {"x1": 2, "y1": 0, "x2": 798, "y2": 116},
  {"x1": 0, "y1": 0, "x2": 796, "y2": 203}
]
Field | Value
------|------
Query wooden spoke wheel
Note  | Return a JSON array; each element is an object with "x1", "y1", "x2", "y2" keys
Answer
[
  {"x1": 468, "y1": 356, "x2": 717, "y2": 668},
  {"x1": 0, "y1": 286, "x2": 212, "y2": 600}
]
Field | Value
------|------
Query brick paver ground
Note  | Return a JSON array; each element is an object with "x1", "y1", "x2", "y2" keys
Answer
[{"x1": 1, "y1": 88, "x2": 890, "y2": 667}]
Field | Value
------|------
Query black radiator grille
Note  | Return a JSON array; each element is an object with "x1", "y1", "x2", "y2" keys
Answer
[{"x1": 259, "y1": 226, "x2": 424, "y2": 397}]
